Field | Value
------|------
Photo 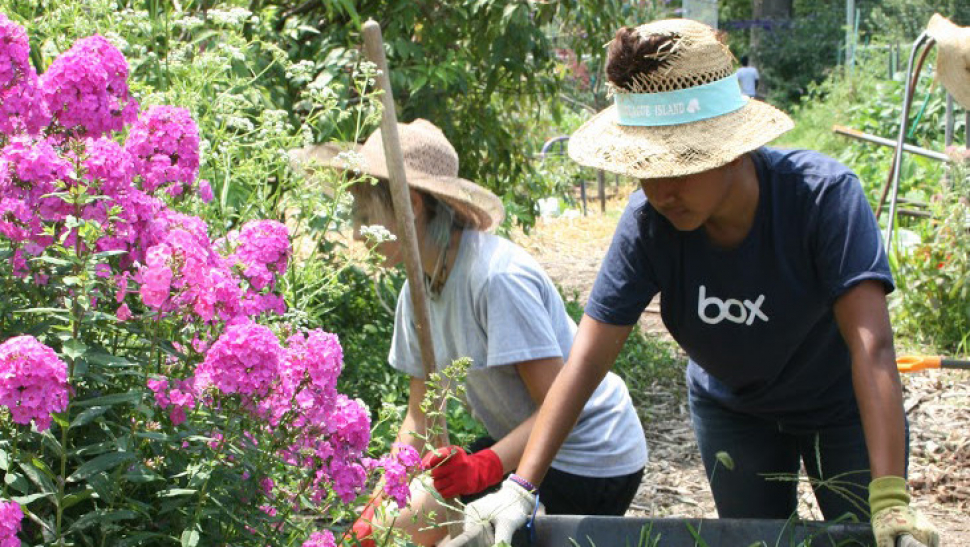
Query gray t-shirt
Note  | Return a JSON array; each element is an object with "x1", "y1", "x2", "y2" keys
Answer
[{"x1": 390, "y1": 230, "x2": 647, "y2": 477}]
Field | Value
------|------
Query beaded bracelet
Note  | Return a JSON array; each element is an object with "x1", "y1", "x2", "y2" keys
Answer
[{"x1": 509, "y1": 473, "x2": 538, "y2": 494}]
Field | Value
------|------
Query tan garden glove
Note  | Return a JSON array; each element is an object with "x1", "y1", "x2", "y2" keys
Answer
[{"x1": 869, "y1": 476, "x2": 940, "y2": 547}]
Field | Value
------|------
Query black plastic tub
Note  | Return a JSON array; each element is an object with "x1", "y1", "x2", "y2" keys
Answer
[{"x1": 508, "y1": 515, "x2": 875, "y2": 546}]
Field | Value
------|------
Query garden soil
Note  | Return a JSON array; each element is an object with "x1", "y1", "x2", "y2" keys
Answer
[{"x1": 514, "y1": 189, "x2": 970, "y2": 545}]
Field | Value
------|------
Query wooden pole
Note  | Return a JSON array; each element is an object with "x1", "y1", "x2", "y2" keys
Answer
[{"x1": 361, "y1": 20, "x2": 448, "y2": 447}]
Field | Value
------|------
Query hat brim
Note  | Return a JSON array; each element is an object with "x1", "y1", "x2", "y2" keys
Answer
[
  {"x1": 926, "y1": 14, "x2": 970, "y2": 110},
  {"x1": 361, "y1": 162, "x2": 506, "y2": 232},
  {"x1": 568, "y1": 99, "x2": 794, "y2": 179},
  {"x1": 288, "y1": 142, "x2": 505, "y2": 231}
]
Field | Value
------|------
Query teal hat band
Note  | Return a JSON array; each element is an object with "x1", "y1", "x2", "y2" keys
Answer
[{"x1": 614, "y1": 72, "x2": 747, "y2": 126}]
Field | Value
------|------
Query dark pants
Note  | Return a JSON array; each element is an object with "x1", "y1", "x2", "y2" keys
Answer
[
  {"x1": 463, "y1": 437, "x2": 644, "y2": 516},
  {"x1": 689, "y1": 389, "x2": 909, "y2": 522}
]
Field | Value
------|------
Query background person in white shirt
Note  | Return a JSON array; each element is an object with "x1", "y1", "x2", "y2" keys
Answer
[{"x1": 737, "y1": 55, "x2": 759, "y2": 98}]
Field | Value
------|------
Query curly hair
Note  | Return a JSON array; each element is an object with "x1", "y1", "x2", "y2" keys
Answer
[{"x1": 605, "y1": 27, "x2": 677, "y2": 92}]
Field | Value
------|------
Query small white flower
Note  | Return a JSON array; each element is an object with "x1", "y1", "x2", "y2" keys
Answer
[{"x1": 359, "y1": 225, "x2": 396, "y2": 243}]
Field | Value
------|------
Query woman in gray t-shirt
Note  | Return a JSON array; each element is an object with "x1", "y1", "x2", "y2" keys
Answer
[{"x1": 322, "y1": 119, "x2": 647, "y2": 547}]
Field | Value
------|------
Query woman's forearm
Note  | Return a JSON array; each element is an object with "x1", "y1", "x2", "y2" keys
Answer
[{"x1": 516, "y1": 316, "x2": 634, "y2": 484}]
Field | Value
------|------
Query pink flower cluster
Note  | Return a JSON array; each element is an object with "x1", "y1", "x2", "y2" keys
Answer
[
  {"x1": 146, "y1": 376, "x2": 196, "y2": 426},
  {"x1": 155, "y1": 324, "x2": 414, "y2": 508},
  {"x1": 195, "y1": 320, "x2": 282, "y2": 397},
  {"x1": 40, "y1": 35, "x2": 138, "y2": 138},
  {"x1": 230, "y1": 220, "x2": 291, "y2": 291},
  {"x1": 373, "y1": 443, "x2": 421, "y2": 508},
  {"x1": 124, "y1": 106, "x2": 200, "y2": 197},
  {"x1": 0, "y1": 14, "x2": 48, "y2": 135},
  {"x1": 0, "y1": 500, "x2": 21, "y2": 547},
  {"x1": 302, "y1": 530, "x2": 335, "y2": 547},
  {"x1": 0, "y1": 336, "x2": 68, "y2": 431}
]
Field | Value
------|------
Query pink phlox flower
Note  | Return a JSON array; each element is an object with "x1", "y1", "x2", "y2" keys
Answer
[
  {"x1": 321, "y1": 394, "x2": 370, "y2": 454},
  {"x1": 325, "y1": 460, "x2": 366, "y2": 504},
  {"x1": 114, "y1": 272, "x2": 129, "y2": 303},
  {"x1": 79, "y1": 137, "x2": 134, "y2": 197},
  {"x1": 279, "y1": 330, "x2": 342, "y2": 427},
  {"x1": 259, "y1": 477, "x2": 274, "y2": 495},
  {"x1": 230, "y1": 220, "x2": 291, "y2": 290},
  {"x1": 115, "y1": 303, "x2": 131, "y2": 321},
  {"x1": 198, "y1": 179, "x2": 213, "y2": 203},
  {"x1": 0, "y1": 198, "x2": 37, "y2": 241},
  {"x1": 0, "y1": 137, "x2": 73, "y2": 224},
  {"x1": 0, "y1": 15, "x2": 50, "y2": 136},
  {"x1": 0, "y1": 335, "x2": 69, "y2": 431},
  {"x1": 124, "y1": 106, "x2": 200, "y2": 196},
  {"x1": 138, "y1": 245, "x2": 173, "y2": 310},
  {"x1": 40, "y1": 35, "x2": 138, "y2": 138},
  {"x1": 0, "y1": 499, "x2": 23, "y2": 547},
  {"x1": 302, "y1": 530, "x2": 335, "y2": 547},
  {"x1": 377, "y1": 444, "x2": 420, "y2": 508},
  {"x1": 195, "y1": 320, "x2": 282, "y2": 397}
]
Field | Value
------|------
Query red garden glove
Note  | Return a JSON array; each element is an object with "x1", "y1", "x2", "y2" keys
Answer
[
  {"x1": 348, "y1": 495, "x2": 382, "y2": 547},
  {"x1": 421, "y1": 445, "x2": 504, "y2": 498}
]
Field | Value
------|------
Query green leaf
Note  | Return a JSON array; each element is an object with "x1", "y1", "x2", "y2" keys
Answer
[
  {"x1": 158, "y1": 488, "x2": 198, "y2": 498},
  {"x1": 180, "y1": 528, "x2": 200, "y2": 547},
  {"x1": 20, "y1": 461, "x2": 56, "y2": 493},
  {"x1": 72, "y1": 391, "x2": 142, "y2": 408},
  {"x1": 70, "y1": 406, "x2": 110, "y2": 429},
  {"x1": 40, "y1": 430, "x2": 64, "y2": 458},
  {"x1": 68, "y1": 509, "x2": 138, "y2": 533},
  {"x1": 62, "y1": 338, "x2": 88, "y2": 360},
  {"x1": 11, "y1": 492, "x2": 52, "y2": 505},
  {"x1": 61, "y1": 487, "x2": 95, "y2": 510},
  {"x1": 4, "y1": 472, "x2": 28, "y2": 494},
  {"x1": 67, "y1": 451, "x2": 136, "y2": 483},
  {"x1": 0, "y1": 449, "x2": 8, "y2": 471},
  {"x1": 85, "y1": 352, "x2": 138, "y2": 368}
]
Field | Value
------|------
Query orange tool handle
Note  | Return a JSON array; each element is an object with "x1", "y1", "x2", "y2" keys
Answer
[{"x1": 897, "y1": 355, "x2": 970, "y2": 373}]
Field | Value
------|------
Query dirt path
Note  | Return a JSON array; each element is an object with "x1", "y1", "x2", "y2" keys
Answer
[{"x1": 515, "y1": 194, "x2": 970, "y2": 544}]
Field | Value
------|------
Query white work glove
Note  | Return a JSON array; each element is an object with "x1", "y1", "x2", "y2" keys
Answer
[{"x1": 441, "y1": 477, "x2": 537, "y2": 547}]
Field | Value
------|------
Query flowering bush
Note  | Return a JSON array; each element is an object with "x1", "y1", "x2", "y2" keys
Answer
[
  {"x1": 0, "y1": 14, "x2": 420, "y2": 546},
  {"x1": 891, "y1": 148, "x2": 970, "y2": 354},
  {"x1": 0, "y1": 501, "x2": 22, "y2": 547}
]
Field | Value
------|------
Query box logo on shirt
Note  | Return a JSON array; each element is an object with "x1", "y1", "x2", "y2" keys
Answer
[{"x1": 697, "y1": 285, "x2": 769, "y2": 325}]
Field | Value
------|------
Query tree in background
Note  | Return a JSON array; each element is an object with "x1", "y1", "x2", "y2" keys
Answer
[{"x1": 267, "y1": 0, "x2": 672, "y2": 227}]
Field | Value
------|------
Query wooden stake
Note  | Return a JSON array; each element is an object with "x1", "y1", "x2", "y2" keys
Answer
[{"x1": 361, "y1": 20, "x2": 449, "y2": 447}]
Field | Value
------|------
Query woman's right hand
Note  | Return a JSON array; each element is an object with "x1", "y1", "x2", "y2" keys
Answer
[{"x1": 442, "y1": 478, "x2": 536, "y2": 547}]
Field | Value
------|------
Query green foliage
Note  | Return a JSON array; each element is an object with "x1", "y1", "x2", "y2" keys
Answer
[
  {"x1": 561, "y1": 289, "x2": 683, "y2": 414},
  {"x1": 890, "y1": 156, "x2": 970, "y2": 354},
  {"x1": 265, "y1": 0, "x2": 675, "y2": 228},
  {"x1": 868, "y1": 0, "x2": 969, "y2": 44},
  {"x1": 779, "y1": 42, "x2": 969, "y2": 354},
  {"x1": 752, "y1": 8, "x2": 846, "y2": 107}
]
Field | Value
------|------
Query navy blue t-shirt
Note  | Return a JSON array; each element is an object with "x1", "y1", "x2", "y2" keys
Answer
[{"x1": 586, "y1": 148, "x2": 894, "y2": 428}]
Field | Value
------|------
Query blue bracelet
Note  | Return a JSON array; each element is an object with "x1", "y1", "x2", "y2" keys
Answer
[{"x1": 509, "y1": 473, "x2": 538, "y2": 494}]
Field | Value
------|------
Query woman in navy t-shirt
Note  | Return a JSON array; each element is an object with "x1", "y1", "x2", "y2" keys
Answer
[{"x1": 450, "y1": 19, "x2": 938, "y2": 547}]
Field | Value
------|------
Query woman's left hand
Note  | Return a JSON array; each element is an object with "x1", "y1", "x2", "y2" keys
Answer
[{"x1": 422, "y1": 445, "x2": 504, "y2": 498}]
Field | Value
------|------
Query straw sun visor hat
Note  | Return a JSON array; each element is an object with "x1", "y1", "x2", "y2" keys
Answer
[
  {"x1": 926, "y1": 13, "x2": 970, "y2": 110},
  {"x1": 568, "y1": 19, "x2": 795, "y2": 179},
  {"x1": 289, "y1": 119, "x2": 504, "y2": 231}
]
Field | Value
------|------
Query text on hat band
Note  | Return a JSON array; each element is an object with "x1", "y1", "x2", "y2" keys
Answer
[{"x1": 614, "y1": 73, "x2": 748, "y2": 127}]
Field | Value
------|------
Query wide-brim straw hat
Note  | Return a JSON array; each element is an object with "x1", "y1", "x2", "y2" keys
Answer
[
  {"x1": 926, "y1": 13, "x2": 970, "y2": 110},
  {"x1": 290, "y1": 119, "x2": 504, "y2": 231},
  {"x1": 569, "y1": 19, "x2": 794, "y2": 179}
]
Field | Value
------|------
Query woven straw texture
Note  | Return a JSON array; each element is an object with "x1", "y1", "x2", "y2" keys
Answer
[
  {"x1": 927, "y1": 13, "x2": 970, "y2": 110},
  {"x1": 293, "y1": 119, "x2": 504, "y2": 231},
  {"x1": 569, "y1": 19, "x2": 794, "y2": 179}
]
